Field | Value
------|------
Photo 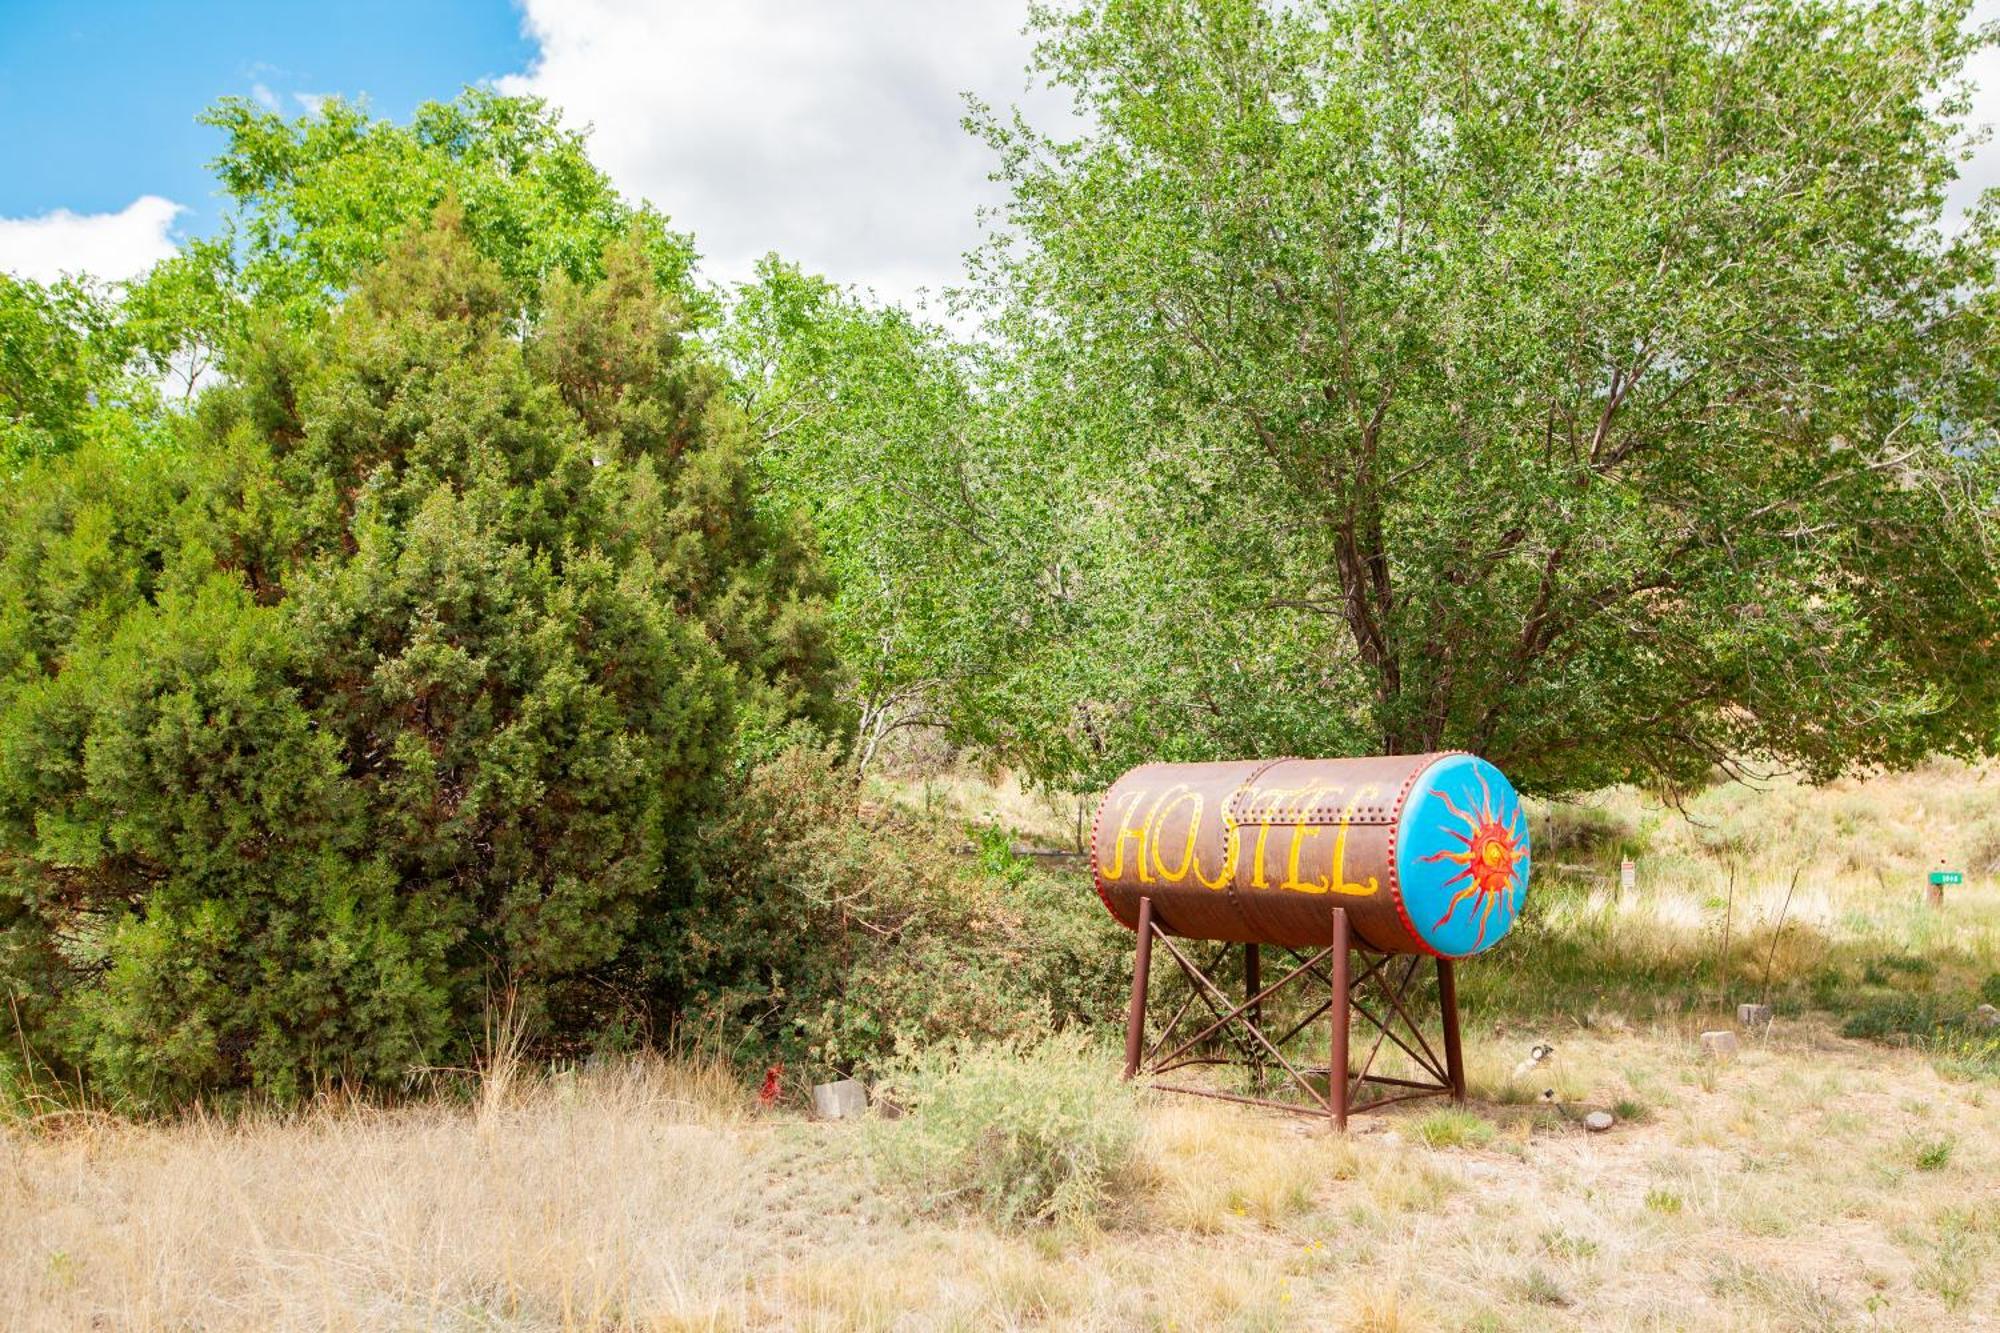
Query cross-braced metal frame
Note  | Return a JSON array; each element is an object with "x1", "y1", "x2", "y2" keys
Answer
[{"x1": 1120, "y1": 899, "x2": 1467, "y2": 1129}]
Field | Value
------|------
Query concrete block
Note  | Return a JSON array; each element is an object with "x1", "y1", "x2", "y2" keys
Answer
[
  {"x1": 1736, "y1": 1003, "x2": 1773, "y2": 1029},
  {"x1": 1699, "y1": 1030, "x2": 1740, "y2": 1060},
  {"x1": 811, "y1": 1078, "x2": 868, "y2": 1121}
]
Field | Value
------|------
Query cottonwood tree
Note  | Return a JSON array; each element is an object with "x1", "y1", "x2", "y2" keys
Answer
[
  {"x1": 974, "y1": 0, "x2": 2000, "y2": 794},
  {"x1": 201, "y1": 89, "x2": 699, "y2": 322},
  {"x1": 724, "y1": 259, "x2": 1070, "y2": 774},
  {"x1": 0, "y1": 274, "x2": 163, "y2": 468}
]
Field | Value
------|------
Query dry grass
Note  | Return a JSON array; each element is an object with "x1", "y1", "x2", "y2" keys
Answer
[
  {"x1": 7, "y1": 765, "x2": 2000, "y2": 1329},
  {"x1": 6, "y1": 1021, "x2": 1995, "y2": 1330}
]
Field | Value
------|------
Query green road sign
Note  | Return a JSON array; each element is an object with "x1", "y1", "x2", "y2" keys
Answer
[{"x1": 1929, "y1": 871, "x2": 1963, "y2": 886}]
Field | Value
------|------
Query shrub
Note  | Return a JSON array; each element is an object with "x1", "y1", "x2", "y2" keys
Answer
[
  {"x1": 678, "y1": 741, "x2": 1128, "y2": 1074},
  {"x1": 865, "y1": 1031, "x2": 1141, "y2": 1230},
  {"x1": 1860, "y1": 953, "x2": 1936, "y2": 985},
  {"x1": 1529, "y1": 801, "x2": 1634, "y2": 861},
  {"x1": 1841, "y1": 994, "x2": 1950, "y2": 1042},
  {"x1": 0, "y1": 212, "x2": 840, "y2": 1108}
]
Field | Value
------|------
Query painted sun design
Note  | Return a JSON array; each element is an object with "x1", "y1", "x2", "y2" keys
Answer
[{"x1": 1419, "y1": 771, "x2": 1527, "y2": 949}]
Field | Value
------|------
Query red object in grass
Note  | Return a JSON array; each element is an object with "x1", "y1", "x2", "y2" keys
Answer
[{"x1": 758, "y1": 1064, "x2": 784, "y2": 1108}]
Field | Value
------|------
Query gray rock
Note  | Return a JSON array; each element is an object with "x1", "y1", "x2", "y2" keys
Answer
[
  {"x1": 1736, "y1": 1003, "x2": 1773, "y2": 1029},
  {"x1": 1583, "y1": 1110, "x2": 1615, "y2": 1132},
  {"x1": 811, "y1": 1078, "x2": 869, "y2": 1121},
  {"x1": 1972, "y1": 1004, "x2": 2000, "y2": 1031},
  {"x1": 1699, "y1": 1030, "x2": 1740, "y2": 1060}
]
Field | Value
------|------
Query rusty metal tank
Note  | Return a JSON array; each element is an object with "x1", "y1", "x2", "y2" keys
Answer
[{"x1": 1089, "y1": 753, "x2": 1531, "y2": 958}]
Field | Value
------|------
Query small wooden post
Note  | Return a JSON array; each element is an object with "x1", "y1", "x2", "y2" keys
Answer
[
  {"x1": 1123, "y1": 897, "x2": 1155, "y2": 1079},
  {"x1": 1437, "y1": 957, "x2": 1467, "y2": 1103},
  {"x1": 1329, "y1": 906, "x2": 1350, "y2": 1130},
  {"x1": 1244, "y1": 942, "x2": 1262, "y2": 1026}
]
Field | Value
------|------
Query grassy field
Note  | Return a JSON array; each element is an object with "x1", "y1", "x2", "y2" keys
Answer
[{"x1": 5, "y1": 763, "x2": 1999, "y2": 1330}]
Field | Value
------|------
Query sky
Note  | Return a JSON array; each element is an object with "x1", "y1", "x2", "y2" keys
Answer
[{"x1": 1, "y1": 0, "x2": 1997, "y2": 309}]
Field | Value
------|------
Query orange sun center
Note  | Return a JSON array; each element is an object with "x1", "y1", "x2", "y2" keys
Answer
[{"x1": 1467, "y1": 823, "x2": 1519, "y2": 894}]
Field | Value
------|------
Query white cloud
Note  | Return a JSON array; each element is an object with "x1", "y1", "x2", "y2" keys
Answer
[
  {"x1": 1950, "y1": 5, "x2": 2000, "y2": 218},
  {"x1": 502, "y1": 2, "x2": 2000, "y2": 311},
  {"x1": 0, "y1": 195, "x2": 184, "y2": 285},
  {"x1": 500, "y1": 0, "x2": 1072, "y2": 309}
]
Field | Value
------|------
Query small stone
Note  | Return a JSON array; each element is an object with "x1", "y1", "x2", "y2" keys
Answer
[
  {"x1": 1736, "y1": 1003, "x2": 1773, "y2": 1029},
  {"x1": 810, "y1": 1078, "x2": 869, "y2": 1120},
  {"x1": 1972, "y1": 1004, "x2": 2000, "y2": 1031},
  {"x1": 1583, "y1": 1110, "x2": 1615, "y2": 1132},
  {"x1": 1699, "y1": 1030, "x2": 1740, "y2": 1060}
]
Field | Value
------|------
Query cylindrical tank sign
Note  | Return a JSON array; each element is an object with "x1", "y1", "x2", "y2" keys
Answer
[{"x1": 1089, "y1": 752, "x2": 1532, "y2": 957}]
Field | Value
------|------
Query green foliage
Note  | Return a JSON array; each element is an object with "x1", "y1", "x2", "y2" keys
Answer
[
  {"x1": 201, "y1": 89, "x2": 701, "y2": 325},
  {"x1": 1840, "y1": 994, "x2": 1953, "y2": 1041},
  {"x1": 0, "y1": 209, "x2": 838, "y2": 1107},
  {"x1": 723, "y1": 259, "x2": 1040, "y2": 772},
  {"x1": 866, "y1": 1030, "x2": 1141, "y2": 1230},
  {"x1": 0, "y1": 274, "x2": 159, "y2": 469},
  {"x1": 969, "y1": 0, "x2": 2000, "y2": 794},
  {"x1": 1836, "y1": 989, "x2": 1999, "y2": 1081},
  {"x1": 679, "y1": 741, "x2": 1127, "y2": 1073},
  {"x1": 1533, "y1": 803, "x2": 1636, "y2": 861},
  {"x1": 120, "y1": 237, "x2": 244, "y2": 404},
  {"x1": 0, "y1": 572, "x2": 449, "y2": 1104},
  {"x1": 1861, "y1": 953, "x2": 1937, "y2": 986}
]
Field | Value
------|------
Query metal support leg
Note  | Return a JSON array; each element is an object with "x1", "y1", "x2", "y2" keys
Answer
[
  {"x1": 1248, "y1": 940, "x2": 1264, "y2": 1088},
  {"x1": 1123, "y1": 897, "x2": 1155, "y2": 1079},
  {"x1": 1437, "y1": 956, "x2": 1466, "y2": 1103},
  {"x1": 1330, "y1": 906, "x2": 1350, "y2": 1131}
]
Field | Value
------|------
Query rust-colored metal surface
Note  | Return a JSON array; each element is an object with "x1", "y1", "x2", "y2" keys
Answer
[{"x1": 1089, "y1": 753, "x2": 1532, "y2": 958}]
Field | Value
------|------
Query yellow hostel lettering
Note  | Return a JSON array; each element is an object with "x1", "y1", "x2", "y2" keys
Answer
[
  {"x1": 1104, "y1": 777, "x2": 1382, "y2": 897},
  {"x1": 1245, "y1": 786, "x2": 1297, "y2": 888},
  {"x1": 1106, "y1": 782, "x2": 1199, "y2": 884},
  {"x1": 1327, "y1": 784, "x2": 1383, "y2": 897},
  {"x1": 1149, "y1": 787, "x2": 1204, "y2": 882},
  {"x1": 1103, "y1": 786, "x2": 1156, "y2": 882}
]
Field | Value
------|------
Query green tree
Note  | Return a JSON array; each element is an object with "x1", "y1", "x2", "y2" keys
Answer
[
  {"x1": 0, "y1": 209, "x2": 839, "y2": 1106},
  {"x1": 974, "y1": 0, "x2": 2000, "y2": 794},
  {"x1": 0, "y1": 274, "x2": 160, "y2": 469},
  {"x1": 120, "y1": 236, "x2": 244, "y2": 404},
  {"x1": 200, "y1": 88, "x2": 701, "y2": 325},
  {"x1": 724, "y1": 260, "x2": 1043, "y2": 770}
]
